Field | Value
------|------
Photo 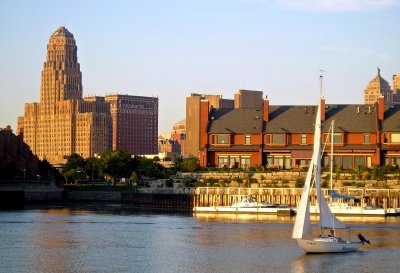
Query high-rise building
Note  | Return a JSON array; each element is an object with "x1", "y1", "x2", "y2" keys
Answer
[
  {"x1": 18, "y1": 27, "x2": 112, "y2": 164},
  {"x1": 105, "y1": 94, "x2": 158, "y2": 155},
  {"x1": 364, "y1": 68, "x2": 392, "y2": 105}
]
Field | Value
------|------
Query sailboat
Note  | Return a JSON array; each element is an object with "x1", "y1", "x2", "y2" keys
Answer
[{"x1": 292, "y1": 76, "x2": 370, "y2": 254}]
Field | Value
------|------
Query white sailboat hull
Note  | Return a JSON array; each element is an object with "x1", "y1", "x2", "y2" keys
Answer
[{"x1": 297, "y1": 238, "x2": 362, "y2": 254}]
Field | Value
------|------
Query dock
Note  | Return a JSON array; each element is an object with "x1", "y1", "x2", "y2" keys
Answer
[{"x1": 193, "y1": 187, "x2": 400, "y2": 216}]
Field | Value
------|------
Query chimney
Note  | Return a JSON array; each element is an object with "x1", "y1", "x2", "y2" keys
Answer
[
  {"x1": 377, "y1": 96, "x2": 384, "y2": 121},
  {"x1": 263, "y1": 98, "x2": 269, "y2": 122},
  {"x1": 320, "y1": 96, "x2": 326, "y2": 121}
]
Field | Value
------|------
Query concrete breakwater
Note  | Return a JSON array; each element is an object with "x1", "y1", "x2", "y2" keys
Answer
[
  {"x1": 0, "y1": 180, "x2": 63, "y2": 207},
  {"x1": 64, "y1": 189, "x2": 193, "y2": 210}
]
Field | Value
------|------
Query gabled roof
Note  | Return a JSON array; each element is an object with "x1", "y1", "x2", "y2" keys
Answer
[
  {"x1": 208, "y1": 108, "x2": 263, "y2": 134},
  {"x1": 264, "y1": 104, "x2": 377, "y2": 134},
  {"x1": 324, "y1": 104, "x2": 377, "y2": 133},
  {"x1": 382, "y1": 105, "x2": 400, "y2": 132},
  {"x1": 264, "y1": 105, "x2": 316, "y2": 133}
]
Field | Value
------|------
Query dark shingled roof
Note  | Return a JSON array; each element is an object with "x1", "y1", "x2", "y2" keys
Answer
[
  {"x1": 382, "y1": 105, "x2": 400, "y2": 132},
  {"x1": 208, "y1": 108, "x2": 263, "y2": 134},
  {"x1": 324, "y1": 105, "x2": 377, "y2": 133},
  {"x1": 264, "y1": 104, "x2": 377, "y2": 133}
]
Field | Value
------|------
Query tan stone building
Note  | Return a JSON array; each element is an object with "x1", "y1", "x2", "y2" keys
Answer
[
  {"x1": 364, "y1": 68, "x2": 393, "y2": 105},
  {"x1": 18, "y1": 27, "x2": 112, "y2": 165}
]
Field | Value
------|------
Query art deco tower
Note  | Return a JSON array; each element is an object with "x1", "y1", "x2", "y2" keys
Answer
[
  {"x1": 18, "y1": 27, "x2": 112, "y2": 164},
  {"x1": 40, "y1": 27, "x2": 82, "y2": 115},
  {"x1": 364, "y1": 68, "x2": 393, "y2": 105}
]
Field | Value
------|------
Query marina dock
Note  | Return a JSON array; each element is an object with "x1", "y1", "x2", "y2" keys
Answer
[{"x1": 193, "y1": 187, "x2": 400, "y2": 216}]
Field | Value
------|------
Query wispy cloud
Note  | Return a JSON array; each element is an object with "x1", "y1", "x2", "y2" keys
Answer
[
  {"x1": 320, "y1": 46, "x2": 391, "y2": 61},
  {"x1": 277, "y1": 0, "x2": 399, "y2": 12}
]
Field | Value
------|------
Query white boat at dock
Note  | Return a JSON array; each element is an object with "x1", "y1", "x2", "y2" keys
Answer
[{"x1": 193, "y1": 196, "x2": 295, "y2": 215}]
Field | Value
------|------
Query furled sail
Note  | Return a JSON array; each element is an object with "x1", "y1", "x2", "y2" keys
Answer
[{"x1": 292, "y1": 98, "x2": 323, "y2": 239}]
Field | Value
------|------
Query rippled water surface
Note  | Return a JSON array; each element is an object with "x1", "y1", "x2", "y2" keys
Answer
[{"x1": 0, "y1": 203, "x2": 399, "y2": 273}]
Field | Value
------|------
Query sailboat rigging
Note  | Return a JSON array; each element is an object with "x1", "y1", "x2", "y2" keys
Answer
[{"x1": 292, "y1": 75, "x2": 370, "y2": 253}]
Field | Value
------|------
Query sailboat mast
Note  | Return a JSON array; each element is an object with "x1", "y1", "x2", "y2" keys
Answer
[{"x1": 330, "y1": 120, "x2": 334, "y2": 192}]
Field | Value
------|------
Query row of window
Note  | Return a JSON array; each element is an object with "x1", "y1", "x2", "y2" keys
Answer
[
  {"x1": 212, "y1": 134, "x2": 251, "y2": 145},
  {"x1": 210, "y1": 133, "x2": 400, "y2": 146},
  {"x1": 266, "y1": 154, "x2": 373, "y2": 170},
  {"x1": 217, "y1": 156, "x2": 251, "y2": 169}
]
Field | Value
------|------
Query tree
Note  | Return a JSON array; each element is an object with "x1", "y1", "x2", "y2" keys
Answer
[
  {"x1": 182, "y1": 157, "x2": 199, "y2": 172},
  {"x1": 101, "y1": 149, "x2": 135, "y2": 182},
  {"x1": 153, "y1": 156, "x2": 160, "y2": 162},
  {"x1": 138, "y1": 157, "x2": 166, "y2": 178},
  {"x1": 85, "y1": 156, "x2": 102, "y2": 181},
  {"x1": 62, "y1": 154, "x2": 87, "y2": 183}
]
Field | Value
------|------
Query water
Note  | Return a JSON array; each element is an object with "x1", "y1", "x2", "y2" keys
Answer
[{"x1": 0, "y1": 203, "x2": 399, "y2": 273}]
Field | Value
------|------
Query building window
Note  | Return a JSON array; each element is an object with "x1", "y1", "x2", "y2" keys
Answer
[
  {"x1": 240, "y1": 156, "x2": 251, "y2": 168},
  {"x1": 342, "y1": 156, "x2": 352, "y2": 170},
  {"x1": 354, "y1": 156, "x2": 365, "y2": 167},
  {"x1": 230, "y1": 156, "x2": 239, "y2": 168},
  {"x1": 272, "y1": 134, "x2": 284, "y2": 145},
  {"x1": 333, "y1": 156, "x2": 340, "y2": 169},
  {"x1": 301, "y1": 134, "x2": 307, "y2": 145},
  {"x1": 383, "y1": 133, "x2": 389, "y2": 143},
  {"x1": 245, "y1": 135, "x2": 251, "y2": 145},
  {"x1": 390, "y1": 133, "x2": 400, "y2": 144},
  {"x1": 364, "y1": 134, "x2": 370, "y2": 144},
  {"x1": 218, "y1": 156, "x2": 228, "y2": 168},
  {"x1": 217, "y1": 134, "x2": 229, "y2": 144},
  {"x1": 332, "y1": 133, "x2": 342, "y2": 144}
]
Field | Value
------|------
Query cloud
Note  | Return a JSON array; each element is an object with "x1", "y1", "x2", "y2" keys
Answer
[{"x1": 277, "y1": 0, "x2": 399, "y2": 12}]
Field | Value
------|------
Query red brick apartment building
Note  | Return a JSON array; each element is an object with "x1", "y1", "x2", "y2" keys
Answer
[{"x1": 187, "y1": 91, "x2": 400, "y2": 170}]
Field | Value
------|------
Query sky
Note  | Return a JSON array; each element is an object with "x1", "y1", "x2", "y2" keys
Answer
[{"x1": 0, "y1": 0, "x2": 399, "y2": 134}]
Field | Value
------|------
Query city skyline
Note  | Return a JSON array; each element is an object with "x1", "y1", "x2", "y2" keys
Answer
[{"x1": 1, "y1": 0, "x2": 399, "y2": 134}]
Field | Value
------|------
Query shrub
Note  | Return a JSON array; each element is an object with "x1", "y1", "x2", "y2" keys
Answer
[{"x1": 295, "y1": 178, "x2": 305, "y2": 188}]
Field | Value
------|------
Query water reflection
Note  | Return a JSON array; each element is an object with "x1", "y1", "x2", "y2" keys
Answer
[{"x1": 1, "y1": 204, "x2": 399, "y2": 273}]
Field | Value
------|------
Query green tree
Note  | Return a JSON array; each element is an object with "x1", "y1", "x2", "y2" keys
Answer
[
  {"x1": 85, "y1": 156, "x2": 102, "y2": 181},
  {"x1": 62, "y1": 154, "x2": 87, "y2": 183},
  {"x1": 153, "y1": 156, "x2": 160, "y2": 162},
  {"x1": 101, "y1": 149, "x2": 136, "y2": 182},
  {"x1": 182, "y1": 157, "x2": 199, "y2": 172},
  {"x1": 138, "y1": 157, "x2": 166, "y2": 178}
]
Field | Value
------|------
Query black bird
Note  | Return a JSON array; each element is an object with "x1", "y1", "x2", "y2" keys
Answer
[{"x1": 358, "y1": 233, "x2": 371, "y2": 245}]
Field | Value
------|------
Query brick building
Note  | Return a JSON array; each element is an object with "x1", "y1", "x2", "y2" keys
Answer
[
  {"x1": 188, "y1": 90, "x2": 400, "y2": 170},
  {"x1": 105, "y1": 94, "x2": 158, "y2": 155}
]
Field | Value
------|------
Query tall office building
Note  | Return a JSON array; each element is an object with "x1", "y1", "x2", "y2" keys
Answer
[
  {"x1": 18, "y1": 27, "x2": 111, "y2": 164},
  {"x1": 105, "y1": 94, "x2": 158, "y2": 155},
  {"x1": 364, "y1": 68, "x2": 393, "y2": 105}
]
